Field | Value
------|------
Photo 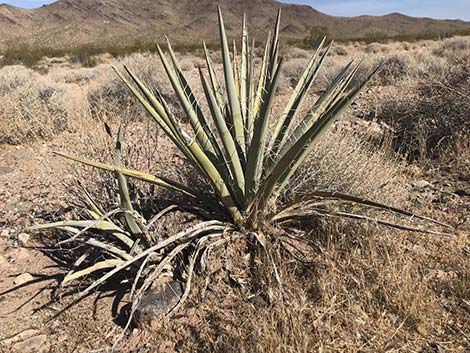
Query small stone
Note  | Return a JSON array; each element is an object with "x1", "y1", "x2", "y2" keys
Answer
[
  {"x1": 413, "y1": 180, "x2": 431, "y2": 189},
  {"x1": 14, "y1": 273, "x2": 34, "y2": 286},
  {"x1": 135, "y1": 280, "x2": 183, "y2": 328},
  {"x1": 1, "y1": 229, "x2": 10, "y2": 238},
  {"x1": 12, "y1": 334, "x2": 47, "y2": 353},
  {"x1": 17, "y1": 233, "x2": 30, "y2": 246}
]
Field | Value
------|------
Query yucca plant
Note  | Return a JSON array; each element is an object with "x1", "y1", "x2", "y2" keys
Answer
[{"x1": 30, "y1": 8, "x2": 451, "y2": 326}]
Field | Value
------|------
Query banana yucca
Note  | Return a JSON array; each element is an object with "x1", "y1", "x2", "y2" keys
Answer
[{"x1": 30, "y1": 8, "x2": 451, "y2": 323}]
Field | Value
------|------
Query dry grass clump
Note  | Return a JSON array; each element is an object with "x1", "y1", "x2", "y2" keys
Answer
[
  {"x1": 118, "y1": 222, "x2": 467, "y2": 353},
  {"x1": 0, "y1": 65, "x2": 70, "y2": 144},
  {"x1": 367, "y1": 53, "x2": 469, "y2": 160},
  {"x1": 285, "y1": 47, "x2": 311, "y2": 59},
  {"x1": 331, "y1": 44, "x2": 348, "y2": 56},
  {"x1": 87, "y1": 52, "x2": 198, "y2": 120},
  {"x1": 433, "y1": 36, "x2": 470, "y2": 57},
  {"x1": 287, "y1": 127, "x2": 408, "y2": 207},
  {"x1": 281, "y1": 57, "x2": 310, "y2": 85},
  {"x1": 64, "y1": 118, "x2": 458, "y2": 353},
  {"x1": 365, "y1": 42, "x2": 390, "y2": 54}
]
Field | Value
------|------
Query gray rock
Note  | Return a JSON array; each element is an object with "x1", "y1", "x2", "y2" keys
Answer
[{"x1": 135, "y1": 280, "x2": 182, "y2": 327}]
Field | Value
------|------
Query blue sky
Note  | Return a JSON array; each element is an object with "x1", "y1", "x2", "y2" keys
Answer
[
  {"x1": 2, "y1": 0, "x2": 470, "y2": 21},
  {"x1": 283, "y1": 0, "x2": 470, "y2": 21},
  {"x1": 1, "y1": 0, "x2": 54, "y2": 8}
]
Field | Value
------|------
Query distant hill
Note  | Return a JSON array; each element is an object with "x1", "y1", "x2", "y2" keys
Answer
[{"x1": 0, "y1": 0, "x2": 469, "y2": 50}]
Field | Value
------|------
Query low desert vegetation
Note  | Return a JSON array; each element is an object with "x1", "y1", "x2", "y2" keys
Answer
[
  {"x1": 26, "y1": 7, "x2": 452, "y2": 341},
  {"x1": 0, "y1": 9, "x2": 468, "y2": 353},
  {"x1": 0, "y1": 65, "x2": 70, "y2": 144}
]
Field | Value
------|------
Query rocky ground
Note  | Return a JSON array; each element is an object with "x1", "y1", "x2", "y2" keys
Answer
[{"x1": 0, "y1": 125, "x2": 468, "y2": 352}]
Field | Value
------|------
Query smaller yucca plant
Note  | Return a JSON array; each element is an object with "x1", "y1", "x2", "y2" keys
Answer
[{"x1": 30, "y1": 8, "x2": 451, "y2": 325}]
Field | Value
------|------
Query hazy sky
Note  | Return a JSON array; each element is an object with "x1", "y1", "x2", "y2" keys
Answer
[
  {"x1": 283, "y1": 0, "x2": 470, "y2": 21},
  {"x1": 1, "y1": 0, "x2": 54, "y2": 8},
  {"x1": 2, "y1": 0, "x2": 470, "y2": 21}
]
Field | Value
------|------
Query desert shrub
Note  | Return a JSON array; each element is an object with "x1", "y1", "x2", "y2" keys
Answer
[
  {"x1": 87, "y1": 53, "x2": 176, "y2": 119},
  {"x1": 367, "y1": 54, "x2": 470, "y2": 160},
  {"x1": 29, "y1": 10, "x2": 450, "y2": 345},
  {"x1": 331, "y1": 45, "x2": 348, "y2": 56},
  {"x1": 0, "y1": 65, "x2": 69, "y2": 144},
  {"x1": 432, "y1": 36, "x2": 470, "y2": 58},
  {"x1": 286, "y1": 126, "x2": 408, "y2": 207},
  {"x1": 282, "y1": 57, "x2": 309, "y2": 85},
  {"x1": 48, "y1": 66, "x2": 99, "y2": 85},
  {"x1": 375, "y1": 54, "x2": 417, "y2": 85},
  {"x1": 365, "y1": 43, "x2": 388, "y2": 54},
  {"x1": 286, "y1": 47, "x2": 311, "y2": 59},
  {"x1": 302, "y1": 26, "x2": 329, "y2": 49}
]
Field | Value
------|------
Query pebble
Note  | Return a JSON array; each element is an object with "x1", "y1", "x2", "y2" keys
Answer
[
  {"x1": 135, "y1": 280, "x2": 183, "y2": 328},
  {"x1": 413, "y1": 180, "x2": 431, "y2": 188},
  {"x1": 17, "y1": 233, "x2": 30, "y2": 246},
  {"x1": 13, "y1": 273, "x2": 34, "y2": 286}
]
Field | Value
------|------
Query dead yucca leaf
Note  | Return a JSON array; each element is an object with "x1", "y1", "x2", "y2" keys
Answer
[{"x1": 29, "y1": 7, "x2": 452, "y2": 329}]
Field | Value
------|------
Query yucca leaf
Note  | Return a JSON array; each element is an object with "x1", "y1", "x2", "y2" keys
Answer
[
  {"x1": 273, "y1": 191, "x2": 453, "y2": 229},
  {"x1": 218, "y1": 6, "x2": 246, "y2": 157},
  {"x1": 165, "y1": 37, "x2": 224, "y2": 161},
  {"x1": 270, "y1": 60, "x2": 361, "y2": 170},
  {"x1": 233, "y1": 39, "x2": 241, "y2": 99},
  {"x1": 63, "y1": 259, "x2": 124, "y2": 284},
  {"x1": 113, "y1": 66, "x2": 189, "y2": 155},
  {"x1": 269, "y1": 38, "x2": 329, "y2": 156},
  {"x1": 156, "y1": 44, "x2": 220, "y2": 161},
  {"x1": 259, "y1": 66, "x2": 381, "y2": 208},
  {"x1": 252, "y1": 31, "x2": 271, "y2": 122},
  {"x1": 268, "y1": 9, "x2": 281, "y2": 75},
  {"x1": 274, "y1": 207, "x2": 451, "y2": 236},
  {"x1": 120, "y1": 66, "x2": 189, "y2": 154},
  {"x1": 85, "y1": 238, "x2": 133, "y2": 261},
  {"x1": 246, "y1": 37, "x2": 256, "y2": 144},
  {"x1": 54, "y1": 151, "x2": 199, "y2": 200},
  {"x1": 203, "y1": 41, "x2": 225, "y2": 111},
  {"x1": 185, "y1": 139, "x2": 243, "y2": 223},
  {"x1": 199, "y1": 67, "x2": 246, "y2": 205},
  {"x1": 240, "y1": 13, "x2": 250, "y2": 124},
  {"x1": 245, "y1": 59, "x2": 284, "y2": 202},
  {"x1": 81, "y1": 185, "x2": 104, "y2": 219},
  {"x1": 29, "y1": 220, "x2": 135, "y2": 248},
  {"x1": 114, "y1": 126, "x2": 143, "y2": 238}
]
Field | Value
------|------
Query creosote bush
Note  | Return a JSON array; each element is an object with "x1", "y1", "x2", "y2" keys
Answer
[
  {"x1": 30, "y1": 8, "x2": 452, "y2": 334},
  {"x1": 0, "y1": 65, "x2": 69, "y2": 144}
]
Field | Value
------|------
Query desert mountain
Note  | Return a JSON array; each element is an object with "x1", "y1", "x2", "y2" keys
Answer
[{"x1": 0, "y1": 0, "x2": 469, "y2": 49}]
